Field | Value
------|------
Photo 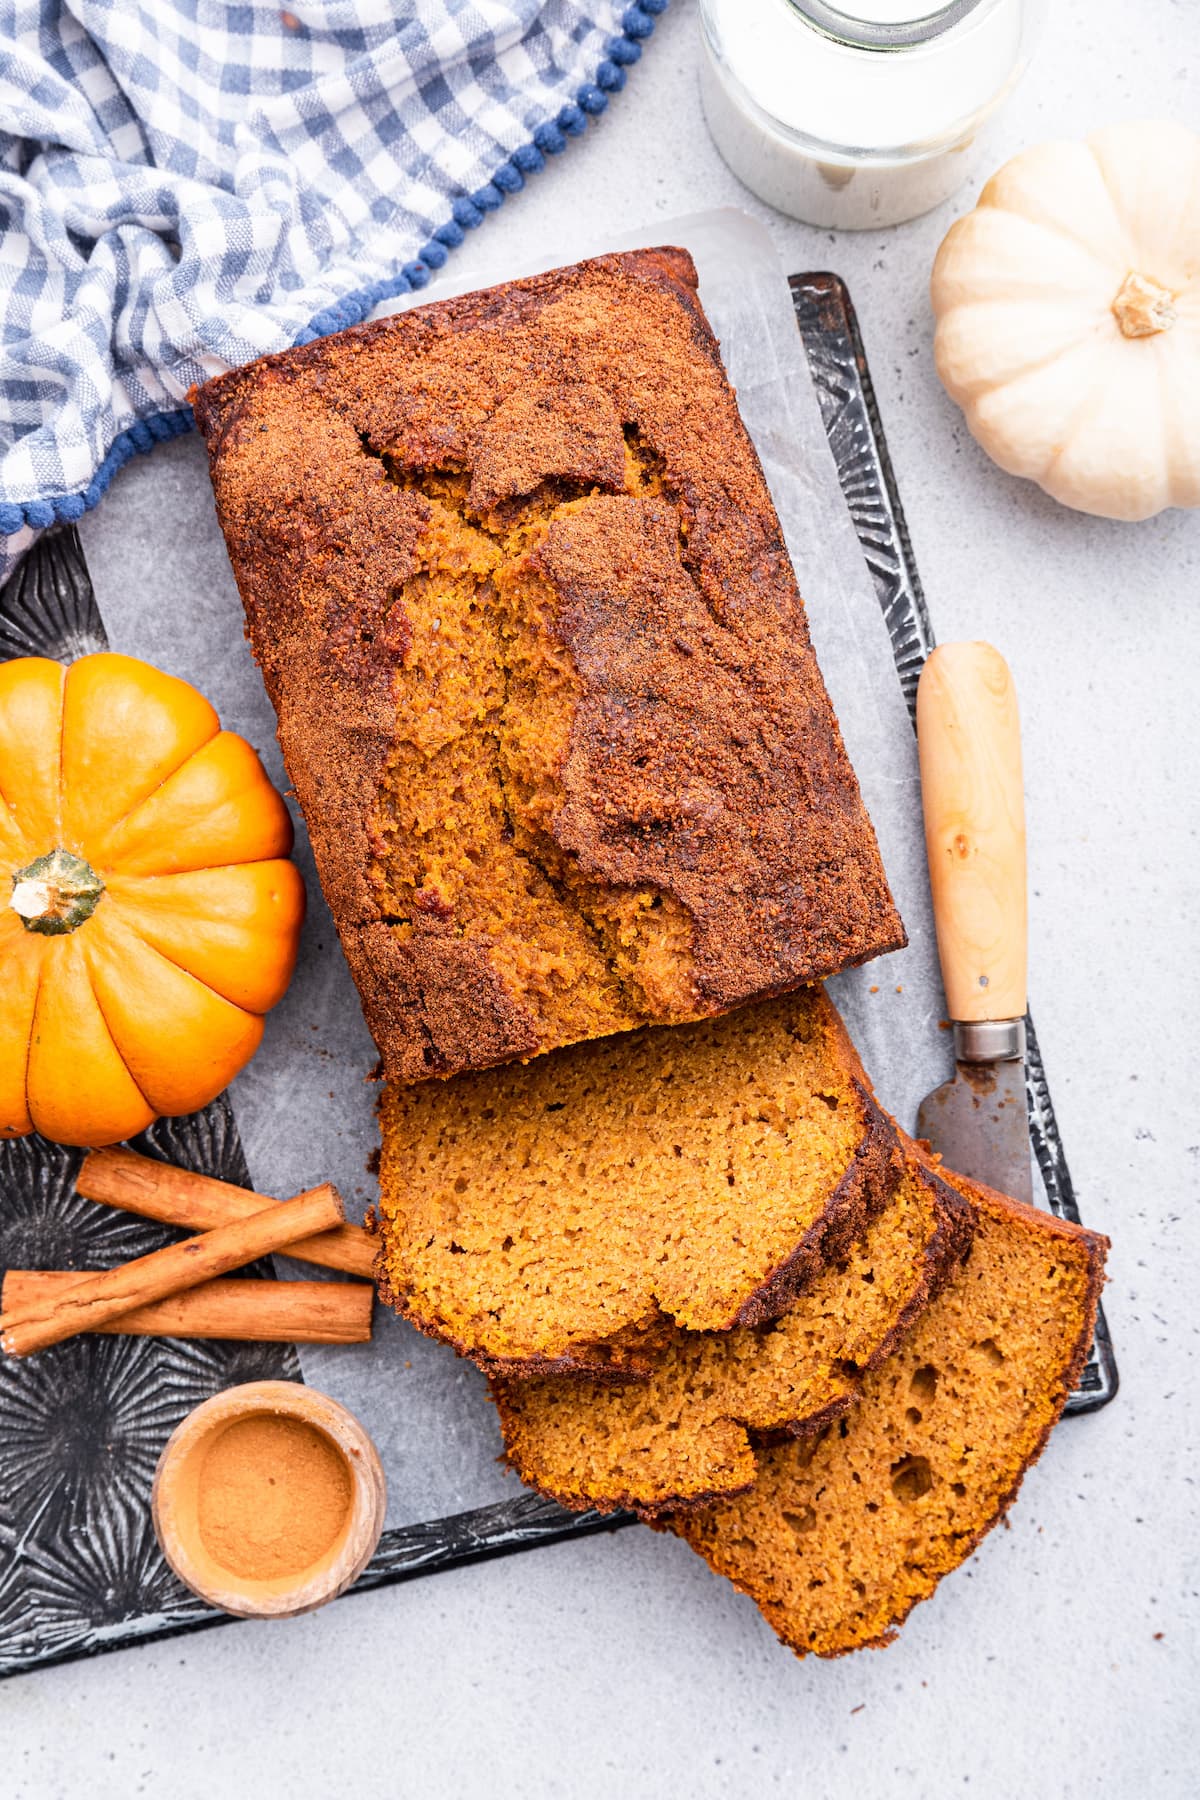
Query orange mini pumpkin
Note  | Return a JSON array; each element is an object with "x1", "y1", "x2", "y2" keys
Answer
[{"x1": 0, "y1": 653, "x2": 305, "y2": 1147}]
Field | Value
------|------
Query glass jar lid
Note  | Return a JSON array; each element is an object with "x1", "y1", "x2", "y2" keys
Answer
[{"x1": 788, "y1": 1, "x2": 988, "y2": 50}]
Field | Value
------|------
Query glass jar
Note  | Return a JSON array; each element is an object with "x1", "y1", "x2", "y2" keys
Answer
[{"x1": 699, "y1": 0, "x2": 1046, "y2": 229}]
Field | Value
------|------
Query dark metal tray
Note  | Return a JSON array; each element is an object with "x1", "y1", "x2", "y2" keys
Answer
[{"x1": 0, "y1": 272, "x2": 1116, "y2": 1681}]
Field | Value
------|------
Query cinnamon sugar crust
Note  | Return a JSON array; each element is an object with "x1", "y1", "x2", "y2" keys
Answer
[{"x1": 194, "y1": 249, "x2": 904, "y2": 1083}]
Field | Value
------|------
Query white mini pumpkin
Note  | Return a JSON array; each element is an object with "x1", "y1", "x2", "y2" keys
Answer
[{"x1": 931, "y1": 119, "x2": 1200, "y2": 521}]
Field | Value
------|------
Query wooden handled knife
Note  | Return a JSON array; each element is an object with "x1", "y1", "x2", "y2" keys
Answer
[{"x1": 916, "y1": 642, "x2": 1032, "y2": 1202}]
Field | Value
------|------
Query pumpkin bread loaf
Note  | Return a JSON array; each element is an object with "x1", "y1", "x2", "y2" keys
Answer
[
  {"x1": 193, "y1": 249, "x2": 904, "y2": 1086},
  {"x1": 670, "y1": 1168, "x2": 1107, "y2": 1658},
  {"x1": 377, "y1": 988, "x2": 897, "y2": 1376},
  {"x1": 491, "y1": 1142, "x2": 974, "y2": 1517}
]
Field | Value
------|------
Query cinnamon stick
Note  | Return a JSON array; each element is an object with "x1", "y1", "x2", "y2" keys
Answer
[
  {"x1": 0, "y1": 1184, "x2": 345, "y2": 1358},
  {"x1": 1, "y1": 1273, "x2": 373, "y2": 1345},
  {"x1": 78, "y1": 1148, "x2": 376, "y2": 1280}
]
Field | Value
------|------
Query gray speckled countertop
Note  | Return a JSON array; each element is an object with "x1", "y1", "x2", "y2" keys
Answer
[{"x1": 5, "y1": 2, "x2": 1198, "y2": 1794}]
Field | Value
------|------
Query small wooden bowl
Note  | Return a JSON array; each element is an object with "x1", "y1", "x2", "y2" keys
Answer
[{"x1": 152, "y1": 1380, "x2": 386, "y2": 1619}]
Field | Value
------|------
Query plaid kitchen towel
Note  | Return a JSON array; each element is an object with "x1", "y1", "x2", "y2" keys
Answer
[{"x1": 0, "y1": 0, "x2": 668, "y2": 581}]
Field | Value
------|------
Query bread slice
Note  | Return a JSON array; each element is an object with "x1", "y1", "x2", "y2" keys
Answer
[
  {"x1": 670, "y1": 1169, "x2": 1107, "y2": 1657},
  {"x1": 377, "y1": 988, "x2": 897, "y2": 1376},
  {"x1": 491, "y1": 1143, "x2": 973, "y2": 1516},
  {"x1": 194, "y1": 248, "x2": 904, "y2": 1088}
]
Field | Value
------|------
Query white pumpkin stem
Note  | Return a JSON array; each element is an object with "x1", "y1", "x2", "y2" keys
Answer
[{"x1": 1112, "y1": 271, "x2": 1177, "y2": 338}]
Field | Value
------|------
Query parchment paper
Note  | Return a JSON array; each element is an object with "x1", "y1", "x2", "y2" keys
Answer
[{"x1": 79, "y1": 208, "x2": 961, "y2": 1531}]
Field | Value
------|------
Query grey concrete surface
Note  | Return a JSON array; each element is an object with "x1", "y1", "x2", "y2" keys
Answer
[{"x1": 4, "y1": 1, "x2": 1198, "y2": 1794}]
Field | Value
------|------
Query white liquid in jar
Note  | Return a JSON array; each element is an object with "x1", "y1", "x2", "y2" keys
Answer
[{"x1": 700, "y1": 0, "x2": 1037, "y2": 229}]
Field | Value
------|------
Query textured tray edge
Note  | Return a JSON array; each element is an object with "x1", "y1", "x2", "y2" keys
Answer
[{"x1": 789, "y1": 273, "x2": 1118, "y2": 1417}]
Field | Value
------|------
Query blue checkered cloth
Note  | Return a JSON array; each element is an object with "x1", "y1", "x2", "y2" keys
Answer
[{"x1": 0, "y1": 0, "x2": 668, "y2": 581}]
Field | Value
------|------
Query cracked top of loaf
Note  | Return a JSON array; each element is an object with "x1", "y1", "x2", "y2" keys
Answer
[{"x1": 194, "y1": 248, "x2": 905, "y2": 1084}]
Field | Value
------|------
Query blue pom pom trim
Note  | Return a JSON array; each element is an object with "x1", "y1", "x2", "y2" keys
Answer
[{"x1": 3, "y1": 1, "x2": 671, "y2": 541}]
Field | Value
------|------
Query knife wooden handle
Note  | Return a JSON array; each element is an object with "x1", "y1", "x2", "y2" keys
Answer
[{"x1": 916, "y1": 642, "x2": 1027, "y2": 1023}]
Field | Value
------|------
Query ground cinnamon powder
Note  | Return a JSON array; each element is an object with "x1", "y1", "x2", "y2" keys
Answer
[{"x1": 196, "y1": 1413, "x2": 352, "y2": 1582}]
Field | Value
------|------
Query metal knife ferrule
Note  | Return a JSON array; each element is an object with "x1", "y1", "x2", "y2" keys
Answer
[{"x1": 953, "y1": 1017, "x2": 1027, "y2": 1063}]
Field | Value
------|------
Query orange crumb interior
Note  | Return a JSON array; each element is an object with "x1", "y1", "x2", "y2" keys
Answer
[
  {"x1": 369, "y1": 435, "x2": 696, "y2": 1054},
  {"x1": 378, "y1": 989, "x2": 876, "y2": 1367},
  {"x1": 494, "y1": 1155, "x2": 963, "y2": 1516},
  {"x1": 673, "y1": 1176, "x2": 1101, "y2": 1657}
]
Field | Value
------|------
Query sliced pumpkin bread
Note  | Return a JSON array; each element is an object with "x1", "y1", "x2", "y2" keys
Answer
[
  {"x1": 669, "y1": 1168, "x2": 1107, "y2": 1658},
  {"x1": 492, "y1": 1142, "x2": 973, "y2": 1516},
  {"x1": 377, "y1": 988, "x2": 897, "y2": 1376}
]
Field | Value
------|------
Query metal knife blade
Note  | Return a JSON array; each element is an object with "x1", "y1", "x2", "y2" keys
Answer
[{"x1": 917, "y1": 1050, "x2": 1032, "y2": 1203}]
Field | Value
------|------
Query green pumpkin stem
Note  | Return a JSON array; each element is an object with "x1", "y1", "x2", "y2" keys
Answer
[{"x1": 10, "y1": 849, "x2": 105, "y2": 935}]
